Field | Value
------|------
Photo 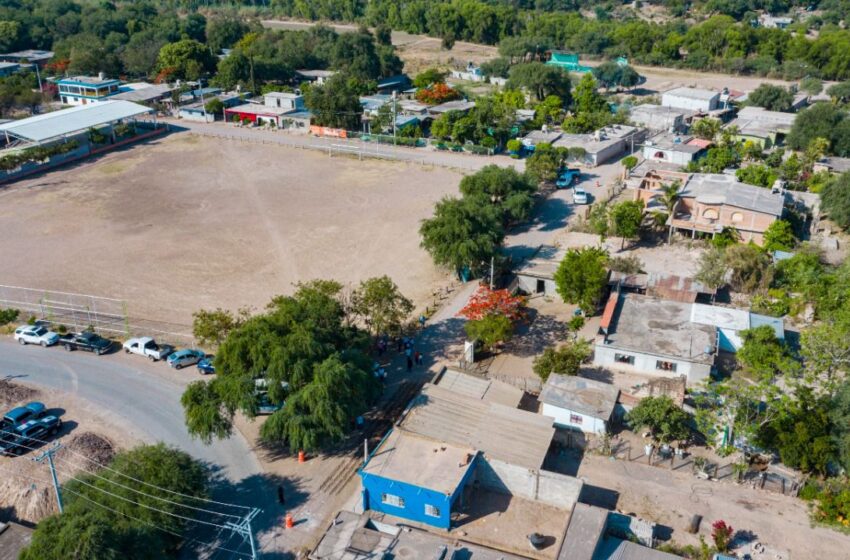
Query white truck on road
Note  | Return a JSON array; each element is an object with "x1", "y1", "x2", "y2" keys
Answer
[{"x1": 122, "y1": 337, "x2": 175, "y2": 361}]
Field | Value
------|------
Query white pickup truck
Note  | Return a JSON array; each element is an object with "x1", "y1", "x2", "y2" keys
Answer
[{"x1": 122, "y1": 337, "x2": 175, "y2": 361}]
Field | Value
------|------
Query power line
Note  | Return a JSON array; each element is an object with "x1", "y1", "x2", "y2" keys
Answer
[{"x1": 0, "y1": 427, "x2": 250, "y2": 511}]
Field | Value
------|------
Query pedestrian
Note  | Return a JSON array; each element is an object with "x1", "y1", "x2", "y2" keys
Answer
[
  {"x1": 405, "y1": 346, "x2": 413, "y2": 359},
  {"x1": 419, "y1": 314, "x2": 426, "y2": 328},
  {"x1": 415, "y1": 351, "x2": 423, "y2": 365},
  {"x1": 406, "y1": 356, "x2": 413, "y2": 372},
  {"x1": 396, "y1": 337, "x2": 403, "y2": 352},
  {"x1": 377, "y1": 339, "x2": 385, "y2": 356},
  {"x1": 277, "y1": 485, "x2": 286, "y2": 505}
]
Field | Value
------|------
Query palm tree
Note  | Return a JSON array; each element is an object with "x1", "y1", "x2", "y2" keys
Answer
[{"x1": 658, "y1": 180, "x2": 681, "y2": 243}]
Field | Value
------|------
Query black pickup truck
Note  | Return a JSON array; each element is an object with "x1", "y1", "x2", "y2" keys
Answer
[{"x1": 59, "y1": 332, "x2": 113, "y2": 355}]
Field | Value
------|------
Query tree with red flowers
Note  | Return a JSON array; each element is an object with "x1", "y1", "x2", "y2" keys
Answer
[
  {"x1": 415, "y1": 82, "x2": 461, "y2": 105},
  {"x1": 458, "y1": 286, "x2": 527, "y2": 350},
  {"x1": 711, "y1": 520, "x2": 734, "y2": 553}
]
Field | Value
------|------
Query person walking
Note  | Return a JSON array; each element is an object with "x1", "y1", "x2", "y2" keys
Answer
[
  {"x1": 415, "y1": 351, "x2": 423, "y2": 365},
  {"x1": 277, "y1": 485, "x2": 286, "y2": 505},
  {"x1": 406, "y1": 356, "x2": 413, "y2": 372}
]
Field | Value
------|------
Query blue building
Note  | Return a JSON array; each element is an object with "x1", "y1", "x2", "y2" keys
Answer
[{"x1": 360, "y1": 430, "x2": 478, "y2": 529}]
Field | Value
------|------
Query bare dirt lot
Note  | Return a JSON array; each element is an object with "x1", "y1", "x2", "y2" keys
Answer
[
  {"x1": 0, "y1": 378, "x2": 136, "y2": 523},
  {"x1": 0, "y1": 134, "x2": 463, "y2": 325}
]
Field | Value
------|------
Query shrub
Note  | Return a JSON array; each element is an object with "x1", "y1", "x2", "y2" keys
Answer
[
  {"x1": 0, "y1": 308, "x2": 19, "y2": 326},
  {"x1": 711, "y1": 520, "x2": 734, "y2": 553}
]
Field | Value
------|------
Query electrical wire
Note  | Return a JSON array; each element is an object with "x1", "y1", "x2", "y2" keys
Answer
[{"x1": 0, "y1": 426, "x2": 251, "y2": 512}]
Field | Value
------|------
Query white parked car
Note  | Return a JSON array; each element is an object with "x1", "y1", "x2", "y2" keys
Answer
[
  {"x1": 573, "y1": 186, "x2": 589, "y2": 205},
  {"x1": 14, "y1": 325, "x2": 60, "y2": 347},
  {"x1": 122, "y1": 337, "x2": 175, "y2": 361}
]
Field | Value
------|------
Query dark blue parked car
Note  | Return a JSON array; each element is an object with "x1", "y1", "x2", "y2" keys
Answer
[{"x1": 197, "y1": 358, "x2": 216, "y2": 375}]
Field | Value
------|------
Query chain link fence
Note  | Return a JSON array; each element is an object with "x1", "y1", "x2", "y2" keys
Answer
[{"x1": 0, "y1": 284, "x2": 194, "y2": 346}]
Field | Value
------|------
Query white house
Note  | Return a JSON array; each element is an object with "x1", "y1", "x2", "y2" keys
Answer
[
  {"x1": 264, "y1": 92, "x2": 305, "y2": 112},
  {"x1": 661, "y1": 87, "x2": 720, "y2": 113},
  {"x1": 642, "y1": 132, "x2": 710, "y2": 166},
  {"x1": 539, "y1": 374, "x2": 619, "y2": 435},
  {"x1": 690, "y1": 303, "x2": 784, "y2": 353},
  {"x1": 57, "y1": 75, "x2": 121, "y2": 106}
]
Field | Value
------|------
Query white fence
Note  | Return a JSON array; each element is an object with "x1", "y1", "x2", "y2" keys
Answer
[{"x1": 0, "y1": 284, "x2": 194, "y2": 345}]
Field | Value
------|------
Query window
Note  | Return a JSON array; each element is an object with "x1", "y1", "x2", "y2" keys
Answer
[
  {"x1": 425, "y1": 504, "x2": 441, "y2": 518},
  {"x1": 569, "y1": 414, "x2": 584, "y2": 425},
  {"x1": 614, "y1": 353, "x2": 635, "y2": 365},
  {"x1": 656, "y1": 360, "x2": 677, "y2": 372},
  {"x1": 731, "y1": 212, "x2": 744, "y2": 223},
  {"x1": 381, "y1": 494, "x2": 405, "y2": 508},
  {"x1": 702, "y1": 208, "x2": 719, "y2": 220}
]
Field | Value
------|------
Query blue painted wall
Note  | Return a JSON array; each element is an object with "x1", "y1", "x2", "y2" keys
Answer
[{"x1": 359, "y1": 454, "x2": 479, "y2": 529}]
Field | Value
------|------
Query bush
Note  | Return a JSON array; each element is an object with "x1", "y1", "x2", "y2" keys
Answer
[
  {"x1": 532, "y1": 340, "x2": 592, "y2": 381},
  {"x1": 608, "y1": 255, "x2": 643, "y2": 274},
  {"x1": 0, "y1": 308, "x2": 19, "y2": 326}
]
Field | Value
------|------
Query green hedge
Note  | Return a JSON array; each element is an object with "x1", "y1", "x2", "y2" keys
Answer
[{"x1": 0, "y1": 140, "x2": 80, "y2": 172}]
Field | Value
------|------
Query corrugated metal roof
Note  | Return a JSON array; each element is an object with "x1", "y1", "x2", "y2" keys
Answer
[
  {"x1": 399, "y1": 384, "x2": 554, "y2": 470},
  {"x1": 557, "y1": 503, "x2": 608, "y2": 560},
  {"x1": 680, "y1": 173, "x2": 785, "y2": 216},
  {"x1": 0, "y1": 100, "x2": 152, "y2": 143},
  {"x1": 436, "y1": 368, "x2": 523, "y2": 408},
  {"x1": 600, "y1": 292, "x2": 619, "y2": 331}
]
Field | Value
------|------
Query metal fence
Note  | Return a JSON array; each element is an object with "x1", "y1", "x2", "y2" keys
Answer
[{"x1": 0, "y1": 284, "x2": 194, "y2": 346}]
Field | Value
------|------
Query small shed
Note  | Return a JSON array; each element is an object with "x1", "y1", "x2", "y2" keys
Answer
[{"x1": 539, "y1": 374, "x2": 619, "y2": 435}]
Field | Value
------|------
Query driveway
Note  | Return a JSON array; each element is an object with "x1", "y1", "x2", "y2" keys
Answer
[{"x1": 0, "y1": 340, "x2": 281, "y2": 558}]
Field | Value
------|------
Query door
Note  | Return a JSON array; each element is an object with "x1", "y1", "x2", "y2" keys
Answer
[{"x1": 536, "y1": 279, "x2": 545, "y2": 294}]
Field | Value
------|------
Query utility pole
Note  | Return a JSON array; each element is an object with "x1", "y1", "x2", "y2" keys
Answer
[
  {"x1": 490, "y1": 256, "x2": 495, "y2": 290},
  {"x1": 392, "y1": 91, "x2": 397, "y2": 145},
  {"x1": 225, "y1": 508, "x2": 261, "y2": 560},
  {"x1": 34, "y1": 443, "x2": 63, "y2": 513}
]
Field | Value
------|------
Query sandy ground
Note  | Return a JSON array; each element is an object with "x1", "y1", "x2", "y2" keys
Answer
[
  {"x1": 575, "y1": 453, "x2": 848, "y2": 558},
  {"x1": 0, "y1": 378, "x2": 139, "y2": 523},
  {"x1": 0, "y1": 134, "x2": 462, "y2": 325}
]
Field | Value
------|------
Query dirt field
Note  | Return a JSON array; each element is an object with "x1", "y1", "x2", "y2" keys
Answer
[
  {"x1": 0, "y1": 134, "x2": 463, "y2": 325},
  {"x1": 0, "y1": 379, "x2": 135, "y2": 523}
]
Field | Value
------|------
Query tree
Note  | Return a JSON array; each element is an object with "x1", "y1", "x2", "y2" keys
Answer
[
  {"x1": 415, "y1": 82, "x2": 461, "y2": 105},
  {"x1": 507, "y1": 62, "x2": 571, "y2": 103},
  {"x1": 788, "y1": 103, "x2": 846, "y2": 152},
  {"x1": 711, "y1": 226, "x2": 741, "y2": 249},
  {"x1": 458, "y1": 286, "x2": 527, "y2": 322},
  {"x1": 303, "y1": 73, "x2": 364, "y2": 130},
  {"x1": 830, "y1": 380, "x2": 850, "y2": 473},
  {"x1": 420, "y1": 196, "x2": 504, "y2": 275},
  {"x1": 464, "y1": 313, "x2": 514, "y2": 349},
  {"x1": 609, "y1": 200, "x2": 644, "y2": 248},
  {"x1": 204, "y1": 97, "x2": 225, "y2": 117},
  {"x1": 736, "y1": 164, "x2": 778, "y2": 188},
  {"x1": 554, "y1": 247, "x2": 609, "y2": 314},
  {"x1": 724, "y1": 243, "x2": 772, "y2": 292},
  {"x1": 821, "y1": 171, "x2": 850, "y2": 230},
  {"x1": 181, "y1": 282, "x2": 381, "y2": 450},
  {"x1": 738, "y1": 325, "x2": 797, "y2": 379},
  {"x1": 695, "y1": 247, "x2": 728, "y2": 292},
  {"x1": 206, "y1": 16, "x2": 249, "y2": 53},
  {"x1": 827, "y1": 81, "x2": 850, "y2": 103},
  {"x1": 691, "y1": 117, "x2": 722, "y2": 141},
  {"x1": 524, "y1": 142, "x2": 563, "y2": 184},
  {"x1": 800, "y1": 76, "x2": 823, "y2": 95},
  {"x1": 156, "y1": 39, "x2": 216, "y2": 81},
  {"x1": 625, "y1": 396, "x2": 692, "y2": 444},
  {"x1": 748, "y1": 83, "x2": 794, "y2": 112},
  {"x1": 533, "y1": 340, "x2": 592, "y2": 381},
  {"x1": 622, "y1": 155, "x2": 638, "y2": 172},
  {"x1": 413, "y1": 68, "x2": 446, "y2": 88},
  {"x1": 192, "y1": 307, "x2": 250, "y2": 348},
  {"x1": 762, "y1": 219, "x2": 796, "y2": 252},
  {"x1": 573, "y1": 73, "x2": 609, "y2": 114},
  {"x1": 375, "y1": 24, "x2": 392, "y2": 46},
  {"x1": 458, "y1": 165, "x2": 537, "y2": 223},
  {"x1": 21, "y1": 444, "x2": 208, "y2": 560},
  {"x1": 801, "y1": 307, "x2": 850, "y2": 387},
  {"x1": 592, "y1": 61, "x2": 640, "y2": 90},
  {"x1": 350, "y1": 276, "x2": 413, "y2": 336}
]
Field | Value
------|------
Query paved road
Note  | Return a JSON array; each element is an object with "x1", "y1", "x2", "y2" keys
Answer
[
  {"x1": 161, "y1": 118, "x2": 524, "y2": 172},
  {"x1": 0, "y1": 340, "x2": 278, "y2": 557}
]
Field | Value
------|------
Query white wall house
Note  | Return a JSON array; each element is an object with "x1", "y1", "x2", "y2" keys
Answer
[
  {"x1": 539, "y1": 374, "x2": 619, "y2": 435},
  {"x1": 661, "y1": 87, "x2": 720, "y2": 113}
]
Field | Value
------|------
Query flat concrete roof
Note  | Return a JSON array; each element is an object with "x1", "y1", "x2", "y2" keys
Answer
[
  {"x1": 690, "y1": 303, "x2": 783, "y2": 338},
  {"x1": 363, "y1": 430, "x2": 474, "y2": 494},
  {"x1": 602, "y1": 294, "x2": 716, "y2": 365},
  {"x1": 553, "y1": 132, "x2": 622, "y2": 154},
  {"x1": 663, "y1": 87, "x2": 719, "y2": 101},
  {"x1": 225, "y1": 102, "x2": 296, "y2": 116},
  {"x1": 112, "y1": 83, "x2": 173, "y2": 103},
  {"x1": 311, "y1": 511, "x2": 531, "y2": 560},
  {"x1": 399, "y1": 384, "x2": 555, "y2": 470},
  {"x1": 680, "y1": 173, "x2": 785, "y2": 216},
  {"x1": 435, "y1": 368, "x2": 524, "y2": 408},
  {"x1": 523, "y1": 130, "x2": 562, "y2": 146},
  {"x1": 57, "y1": 75, "x2": 120, "y2": 86},
  {"x1": 644, "y1": 132, "x2": 703, "y2": 153},
  {"x1": 557, "y1": 503, "x2": 608, "y2": 560},
  {"x1": 595, "y1": 537, "x2": 683, "y2": 560},
  {"x1": 0, "y1": 522, "x2": 33, "y2": 560},
  {"x1": 429, "y1": 100, "x2": 476, "y2": 113},
  {"x1": 630, "y1": 104, "x2": 692, "y2": 118},
  {"x1": 0, "y1": 100, "x2": 152, "y2": 143},
  {"x1": 540, "y1": 374, "x2": 619, "y2": 420}
]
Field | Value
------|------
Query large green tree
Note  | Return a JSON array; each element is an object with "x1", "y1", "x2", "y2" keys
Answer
[
  {"x1": 350, "y1": 276, "x2": 414, "y2": 336},
  {"x1": 609, "y1": 200, "x2": 644, "y2": 248},
  {"x1": 553, "y1": 247, "x2": 609, "y2": 313},
  {"x1": 181, "y1": 281, "x2": 381, "y2": 451},
  {"x1": 747, "y1": 84, "x2": 794, "y2": 112},
  {"x1": 533, "y1": 340, "x2": 592, "y2": 381},
  {"x1": 506, "y1": 62, "x2": 572, "y2": 103},
  {"x1": 821, "y1": 171, "x2": 850, "y2": 230},
  {"x1": 626, "y1": 396, "x2": 692, "y2": 444},
  {"x1": 458, "y1": 165, "x2": 537, "y2": 223},
  {"x1": 419, "y1": 196, "x2": 504, "y2": 275},
  {"x1": 303, "y1": 73, "x2": 364, "y2": 129},
  {"x1": 206, "y1": 16, "x2": 248, "y2": 53},
  {"x1": 156, "y1": 39, "x2": 217, "y2": 80},
  {"x1": 21, "y1": 444, "x2": 208, "y2": 560}
]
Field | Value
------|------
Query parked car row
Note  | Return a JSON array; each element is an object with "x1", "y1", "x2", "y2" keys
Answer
[
  {"x1": 0, "y1": 401, "x2": 62, "y2": 457},
  {"x1": 12, "y1": 324, "x2": 215, "y2": 375}
]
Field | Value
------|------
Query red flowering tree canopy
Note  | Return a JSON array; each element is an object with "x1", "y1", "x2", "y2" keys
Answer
[
  {"x1": 458, "y1": 286, "x2": 527, "y2": 322},
  {"x1": 415, "y1": 82, "x2": 461, "y2": 105}
]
